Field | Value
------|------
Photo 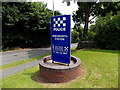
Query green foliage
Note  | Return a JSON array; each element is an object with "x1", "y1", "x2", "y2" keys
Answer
[
  {"x1": 72, "y1": 2, "x2": 120, "y2": 40},
  {"x1": 94, "y1": 12, "x2": 120, "y2": 49},
  {"x1": 72, "y1": 24, "x2": 95, "y2": 42},
  {"x1": 72, "y1": 24, "x2": 83, "y2": 42},
  {"x1": 2, "y1": 2, "x2": 61, "y2": 49},
  {"x1": 89, "y1": 25, "x2": 96, "y2": 32},
  {"x1": 86, "y1": 31, "x2": 95, "y2": 41},
  {"x1": 87, "y1": 25, "x2": 97, "y2": 41},
  {"x1": 71, "y1": 30, "x2": 79, "y2": 43}
]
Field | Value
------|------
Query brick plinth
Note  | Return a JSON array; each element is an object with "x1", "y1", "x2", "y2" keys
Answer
[{"x1": 39, "y1": 56, "x2": 82, "y2": 83}]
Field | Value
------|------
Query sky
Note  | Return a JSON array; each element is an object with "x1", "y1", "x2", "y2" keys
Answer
[{"x1": 31, "y1": 0, "x2": 79, "y2": 28}]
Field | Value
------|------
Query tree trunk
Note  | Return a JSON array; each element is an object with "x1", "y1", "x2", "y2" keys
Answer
[
  {"x1": 83, "y1": 10, "x2": 89, "y2": 40},
  {"x1": 76, "y1": 6, "x2": 90, "y2": 50}
]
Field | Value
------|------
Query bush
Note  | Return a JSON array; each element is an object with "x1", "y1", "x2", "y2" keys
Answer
[
  {"x1": 71, "y1": 30, "x2": 79, "y2": 43},
  {"x1": 72, "y1": 25, "x2": 84, "y2": 43},
  {"x1": 86, "y1": 31, "x2": 95, "y2": 41},
  {"x1": 94, "y1": 13, "x2": 120, "y2": 49}
]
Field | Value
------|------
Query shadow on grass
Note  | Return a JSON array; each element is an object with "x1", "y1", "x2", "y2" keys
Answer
[
  {"x1": 31, "y1": 71, "x2": 42, "y2": 83},
  {"x1": 22, "y1": 71, "x2": 44, "y2": 83},
  {"x1": 30, "y1": 71, "x2": 49, "y2": 83},
  {"x1": 30, "y1": 71, "x2": 61, "y2": 84}
]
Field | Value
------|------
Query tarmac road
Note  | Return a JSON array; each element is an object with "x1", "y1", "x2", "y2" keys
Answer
[
  {"x1": 1, "y1": 43, "x2": 78, "y2": 78},
  {"x1": 2, "y1": 43, "x2": 78, "y2": 65},
  {"x1": 2, "y1": 48, "x2": 51, "y2": 65}
]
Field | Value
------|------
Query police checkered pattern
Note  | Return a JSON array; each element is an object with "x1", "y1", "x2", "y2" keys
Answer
[{"x1": 53, "y1": 17, "x2": 66, "y2": 27}]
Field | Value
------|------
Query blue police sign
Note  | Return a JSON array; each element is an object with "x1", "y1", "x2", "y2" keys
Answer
[{"x1": 51, "y1": 15, "x2": 71, "y2": 64}]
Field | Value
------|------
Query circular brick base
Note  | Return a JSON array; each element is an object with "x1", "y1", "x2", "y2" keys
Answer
[{"x1": 39, "y1": 55, "x2": 82, "y2": 83}]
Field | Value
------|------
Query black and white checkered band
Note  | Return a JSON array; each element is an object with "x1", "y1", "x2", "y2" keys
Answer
[{"x1": 53, "y1": 17, "x2": 66, "y2": 27}]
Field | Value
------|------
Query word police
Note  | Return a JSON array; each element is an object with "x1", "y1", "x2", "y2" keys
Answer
[{"x1": 53, "y1": 28, "x2": 66, "y2": 31}]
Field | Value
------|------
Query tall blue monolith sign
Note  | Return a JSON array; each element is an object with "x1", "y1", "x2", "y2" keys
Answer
[{"x1": 51, "y1": 15, "x2": 71, "y2": 64}]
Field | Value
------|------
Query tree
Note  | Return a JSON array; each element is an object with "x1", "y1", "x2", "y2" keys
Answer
[
  {"x1": 72, "y1": 2, "x2": 120, "y2": 40},
  {"x1": 2, "y1": 2, "x2": 61, "y2": 50},
  {"x1": 94, "y1": 12, "x2": 120, "y2": 49}
]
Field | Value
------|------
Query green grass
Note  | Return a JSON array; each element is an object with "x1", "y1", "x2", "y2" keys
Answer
[
  {"x1": 71, "y1": 47, "x2": 76, "y2": 50},
  {"x1": 2, "y1": 50, "x2": 118, "y2": 88},
  {"x1": 0, "y1": 54, "x2": 49, "y2": 70}
]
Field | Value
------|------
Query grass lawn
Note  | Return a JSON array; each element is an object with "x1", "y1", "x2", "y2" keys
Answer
[
  {"x1": 2, "y1": 50, "x2": 118, "y2": 88},
  {"x1": 0, "y1": 54, "x2": 49, "y2": 70}
]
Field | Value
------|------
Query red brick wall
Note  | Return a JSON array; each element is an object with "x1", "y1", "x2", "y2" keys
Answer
[{"x1": 39, "y1": 64, "x2": 81, "y2": 83}]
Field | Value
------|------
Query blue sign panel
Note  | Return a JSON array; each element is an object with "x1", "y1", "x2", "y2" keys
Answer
[{"x1": 51, "y1": 15, "x2": 71, "y2": 64}]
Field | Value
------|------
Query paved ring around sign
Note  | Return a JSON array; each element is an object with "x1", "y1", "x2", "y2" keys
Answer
[{"x1": 39, "y1": 55, "x2": 81, "y2": 70}]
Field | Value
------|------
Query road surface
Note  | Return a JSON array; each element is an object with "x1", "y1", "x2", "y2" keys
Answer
[
  {"x1": 2, "y1": 48, "x2": 51, "y2": 65},
  {"x1": 1, "y1": 43, "x2": 78, "y2": 78},
  {"x1": 2, "y1": 43, "x2": 78, "y2": 65}
]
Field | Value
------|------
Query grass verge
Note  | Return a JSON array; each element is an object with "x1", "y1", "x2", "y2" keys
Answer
[
  {"x1": 0, "y1": 54, "x2": 49, "y2": 70},
  {"x1": 2, "y1": 50, "x2": 118, "y2": 88}
]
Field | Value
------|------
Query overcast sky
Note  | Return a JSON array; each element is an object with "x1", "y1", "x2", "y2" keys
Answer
[{"x1": 31, "y1": 0, "x2": 79, "y2": 28}]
